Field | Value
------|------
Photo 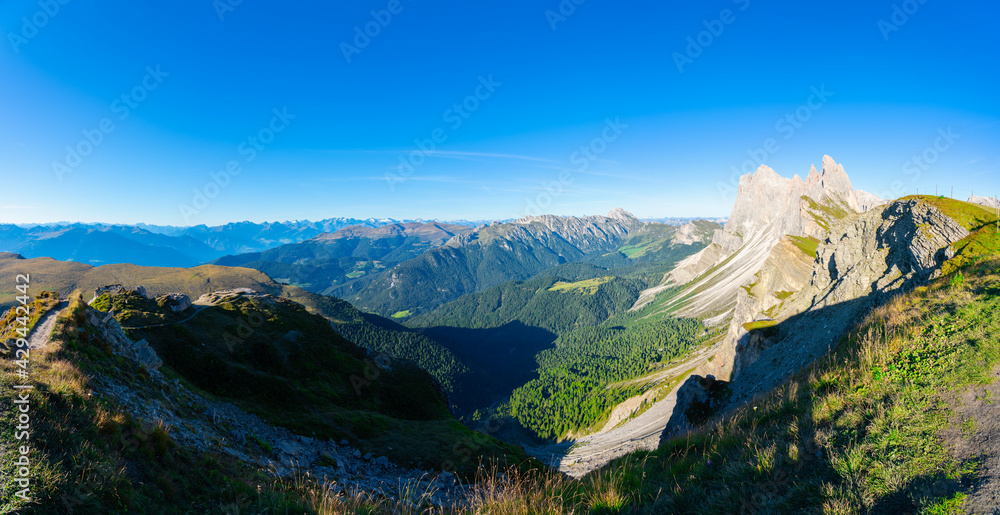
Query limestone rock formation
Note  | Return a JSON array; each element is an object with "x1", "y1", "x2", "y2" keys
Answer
[
  {"x1": 643, "y1": 156, "x2": 863, "y2": 321},
  {"x1": 969, "y1": 195, "x2": 1000, "y2": 209},
  {"x1": 156, "y1": 293, "x2": 192, "y2": 313},
  {"x1": 86, "y1": 309, "x2": 164, "y2": 371},
  {"x1": 856, "y1": 190, "x2": 889, "y2": 212},
  {"x1": 716, "y1": 155, "x2": 860, "y2": 253},
  {"x1": 704, "y1": 235, "x2": 817, "y2": 381},
  {"x1": 707, "y1": 198, "x2": 969, "y2": 402}
]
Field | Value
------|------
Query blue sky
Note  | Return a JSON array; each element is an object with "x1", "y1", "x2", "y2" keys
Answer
[{"x1": 1, "y1": 0, "x2": 998, "y2": 225}]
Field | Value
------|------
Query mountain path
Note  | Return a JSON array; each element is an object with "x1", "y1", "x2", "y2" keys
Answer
[
  {"x1": 119, "y1": 304, "x2": 209, "y2": 329},
  {"x1": 944, "y1": 366, "x2": 1000, "y2": 514},
  {"x1": 27, "y1": 301, "x2": 68, "y2": 350}
]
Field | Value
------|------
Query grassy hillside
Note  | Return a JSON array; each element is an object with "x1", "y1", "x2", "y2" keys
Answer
[
  {"x1": 0, "y1": 253, "x2": 473, "y2": 405},
  {"x1": 92, "y1": 289, "x2": 529, "y2": 477},
  {"x1": 0, "y1": 295, "x2": 338, "y2": 513}
]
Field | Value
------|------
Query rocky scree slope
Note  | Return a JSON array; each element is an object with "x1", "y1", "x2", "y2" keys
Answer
[
  {"x1": 668, "y1": 197, "x2": 974, "y2": 438},
  {"x1": 636, "y1": 155, "x2": 869, "y2": 321}
]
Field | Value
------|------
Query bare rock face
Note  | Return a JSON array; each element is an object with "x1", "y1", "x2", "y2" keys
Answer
[
  {"x1": 663, "y1": 198, "x2": 974, "y2": 446},
  {"x1": 508, "y1": 208, "x2": 641, "y2": 252},
  {"x1": 969, "y1": 195, "x2": 1000, "y2": 209},
  {"x1": 156, "y1": 293, "x2": 192, "y2": 313},
  {"x1": 660, "y1": 375, "x2": 717, "y2": 441},
  {"x1": 652, "y1": 156, "x2": 863, "y2": 321},
  {"x1": 791, "y1": 199, "x2": 968, "y2": 312},
  {"x1": 716, "y1": 198, "x2": 969, "y2": 404},
  {"x1": 86, "y1": 309, "x2": 164, "y2": 371},
  {"x1": 704, "y1": 235, "x2": 817, "y2": 381},
  {"x1": 93, "y1": 284, "x2": 148, "y2": 302},
  {"x1": 856, "y1": 190, "x2": 889, "y2": 212},
  {"x1": 716, "y1": 155, "x2": 860, "y2": 254}
]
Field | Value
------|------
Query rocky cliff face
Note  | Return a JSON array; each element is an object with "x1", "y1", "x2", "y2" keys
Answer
[
  {"x1": 644, "y1": 156, "x2": 861, "y2": 321},
  {"x1": 856, "y1": 190, "x2": 888, "y2": 212},
  {"x1": 716, "y1": 155, "x2": 860, "y2": 253},
  {"x1": 504, "y1": 208, "x2": 641, "y2": 251},
  {"x1": 666, "y1": 198, "x2": 973, "y2": 441},
  {"x1": 702, "y1": 235, "x2": 816, "y2": 381},
  {"x1": 706, "y1": 198, "x2": 970, "y2": 393}
]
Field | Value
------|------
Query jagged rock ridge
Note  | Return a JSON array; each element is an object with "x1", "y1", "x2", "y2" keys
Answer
[
  {"x1": 667, "y1": 197, "x2": 973, "y2": 439},
  {"x1": 634, "y1": 155, "x2": 862, "y2": 320}
]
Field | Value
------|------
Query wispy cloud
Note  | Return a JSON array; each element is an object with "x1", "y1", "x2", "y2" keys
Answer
[
  {"x1": 3, "y1": 205, "x2": 40, "y2": 210},
  {"x1": 322, "y1": 148, "x2": 557, "y2": 164},
  {"x1": 420, "y1": 150, "x2": 557, "y2": 163}
]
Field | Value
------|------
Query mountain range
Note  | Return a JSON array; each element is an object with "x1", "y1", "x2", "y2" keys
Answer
[
  {"x1": 5, "y1": 155, "x2": 1000, "y2": 512},
  {"x1": 0, "y1": 217, "x2": 487, "y2": 268}
]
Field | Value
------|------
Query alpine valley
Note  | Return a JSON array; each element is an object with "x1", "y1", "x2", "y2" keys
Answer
[{"x1": 4, "y1": 156, "x2": 1000, "y2": 513}]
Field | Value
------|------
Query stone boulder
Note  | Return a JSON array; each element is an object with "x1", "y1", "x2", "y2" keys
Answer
[{"x1": 156, "y1": 293, "x2": 192, "y2": 313}]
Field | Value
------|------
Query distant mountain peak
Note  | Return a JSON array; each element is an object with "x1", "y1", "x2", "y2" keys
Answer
[
  {"x1": 606, "y1": 207, "x2": 636, "y2": 221},
  {"x1": 751, "y1": 164, "x2": 780, "y2": 180}
]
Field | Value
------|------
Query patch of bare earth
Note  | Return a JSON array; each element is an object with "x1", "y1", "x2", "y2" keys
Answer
[{"x1": 942, "y1": 366, "x2": 1000, "y2": 514}]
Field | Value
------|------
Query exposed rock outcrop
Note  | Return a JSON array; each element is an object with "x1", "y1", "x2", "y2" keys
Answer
[
  {"x1": 86, "y1": 309, "x2": 163, "y2": 371},
  {"x1": 643, "y1": 156, "x2": 862, "y2": 321},
  {"x1": 788, "y1": 199, "x2": 967, "y2": 312},
  {"x1": 856, "y1": 190, "x2": 889, "y2": 212},
  {"x1": 156, "y1": 293, "x2": 192, "y2": 313},
  {"x1": 704, "y1": 235, "x2": 817, "y2": 380},
  {"x1": 716, "y1": 155, "x2": 860, "y2": 254},
  {"x1": 681, "y1": 198, "x2": 971, "y2": 428},
  {"x1": 93, "y1": 284, "x2": 147, "y2": 302}
]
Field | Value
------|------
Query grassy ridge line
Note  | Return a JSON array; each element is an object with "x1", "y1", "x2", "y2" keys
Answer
[
  {"x1": 0, "y1": 293, "x2": 326, "y2": 512},
  {"x1": 0, "y1": 255, "x2": 471, "y2": 402}
]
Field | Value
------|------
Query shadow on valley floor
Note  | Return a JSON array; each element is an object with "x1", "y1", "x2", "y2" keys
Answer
[{"x1": 420, "y1": 321, "x2": 558, "y2": 414}]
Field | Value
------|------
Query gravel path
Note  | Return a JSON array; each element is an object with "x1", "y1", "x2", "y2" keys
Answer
[
  {"x1": 949, "y1": 366, "x2": 1000, "y2": 514},
  {"x1": 26, "y1": 301, "x2": 67, "y2": 350}
]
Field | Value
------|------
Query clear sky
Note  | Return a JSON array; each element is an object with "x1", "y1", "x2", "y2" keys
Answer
[{"x1": 1, "y1": 1, "x2": 998, "y2": 225}]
